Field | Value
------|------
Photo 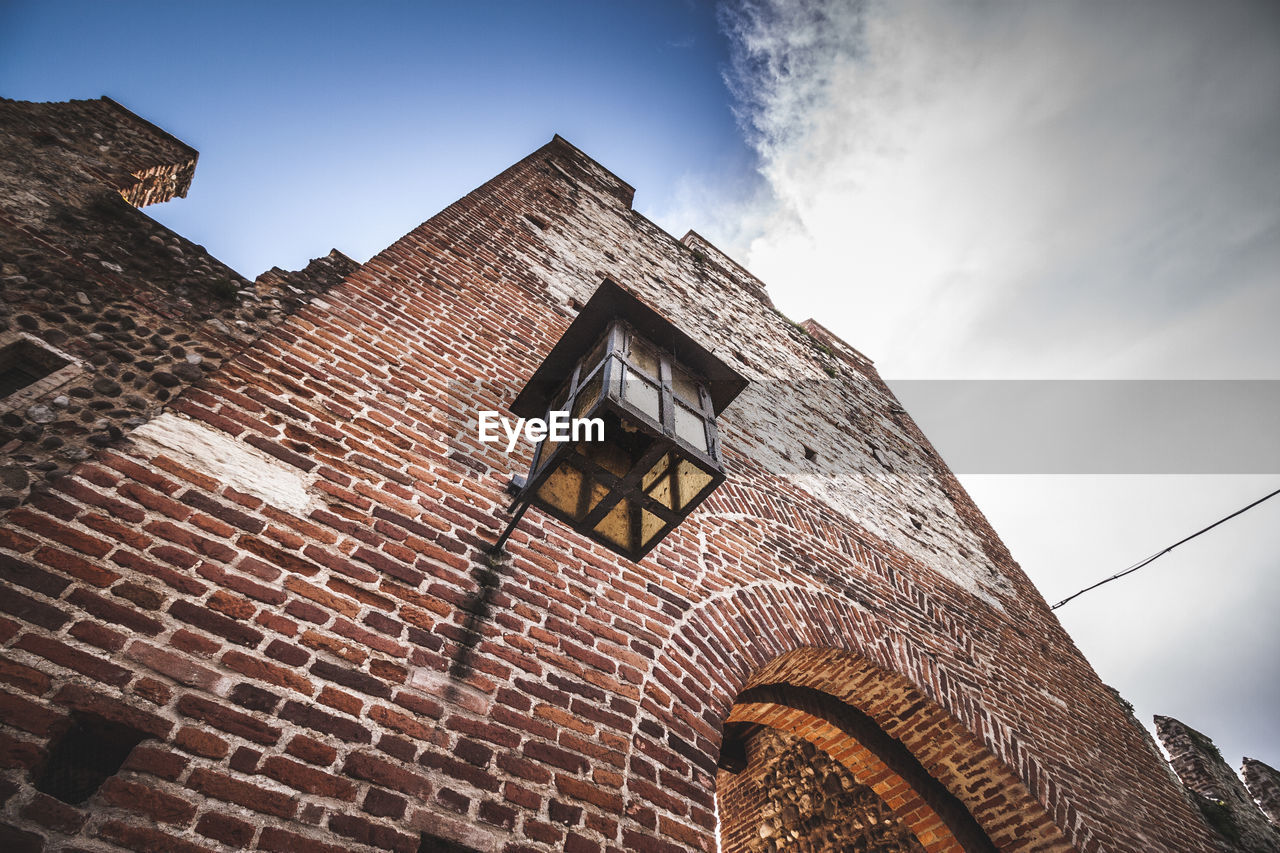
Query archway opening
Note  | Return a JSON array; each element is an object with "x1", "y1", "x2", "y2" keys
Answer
[{"x1": 716, "y1": 684, "x2": 998, "y2": 853}]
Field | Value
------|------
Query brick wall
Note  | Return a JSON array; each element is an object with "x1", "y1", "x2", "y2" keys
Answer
[{"x1": 0, "y1": 102, "x2": 1233, "y2": 852}]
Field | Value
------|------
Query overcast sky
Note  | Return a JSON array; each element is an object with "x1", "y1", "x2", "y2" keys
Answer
[{"x1": 4, "y1": 0, "x2": 1277, "y2": 783}]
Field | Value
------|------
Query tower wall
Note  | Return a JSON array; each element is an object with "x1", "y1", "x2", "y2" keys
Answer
[{"x1": 0, "y1": 105, "x2": 1230, "y2": 852}]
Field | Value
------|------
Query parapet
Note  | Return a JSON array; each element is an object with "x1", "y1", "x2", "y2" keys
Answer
[
  {"x1": 0, "y1": 95, "x2": 197, "y2": 208},
  {"x1": 1156, "y1": 716, "x2": 1280, "y2": 851},
  {"x1": 681, "y1": 230, "x2": 774, "y2": 308}
]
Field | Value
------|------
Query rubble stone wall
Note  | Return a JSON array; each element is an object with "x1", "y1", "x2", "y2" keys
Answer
[
  {"x1": 716, "y1": 728, "x2": 924, "y2": 853},
  {"x1": 0, "y1": 97, "x2": 356, "y2": 509}
]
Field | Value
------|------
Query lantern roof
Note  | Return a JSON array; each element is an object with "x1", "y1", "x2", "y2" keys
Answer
[{"x1": 511, "y1": 279, "x2": 748, "y2": 419}]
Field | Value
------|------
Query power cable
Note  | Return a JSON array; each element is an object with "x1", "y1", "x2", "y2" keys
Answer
[{"x1": 1050, "y1": 485, "x2": 1280, "y2": 610}]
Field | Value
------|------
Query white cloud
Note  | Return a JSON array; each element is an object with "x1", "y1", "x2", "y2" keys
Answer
[{"x1": 718, "y1": 0, "x2": 1280, "y2": 378}]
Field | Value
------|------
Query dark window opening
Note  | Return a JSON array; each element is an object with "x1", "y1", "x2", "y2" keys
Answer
[
  {"x1": 0, "y1": 338, "x2": 71, "y2": 399},
  {"x1": 35, "y1": 713, "x2": 149, "y2": 804},
  {"x1": 802, "y1": 444, "x2": 818, "y2": 462},
  {"x1": 418, "y1": 833, "x2": 482, "y2": 853},
  {"x1": 523, "y1": 213, "x2": 548, "y2": 230}
]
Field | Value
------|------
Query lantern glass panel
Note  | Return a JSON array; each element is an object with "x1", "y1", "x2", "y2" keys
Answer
[
  {"x1": 593, "y1": 498, "x2": 631, "y2": 548},
  {"x1": 537, "y1": 461, "x2": 580, "y2": 519},
  {"x1": 621, "y1": 367, "x2": 662, "y2": 423},
  {"x1": 572, "y1": 368, "x2": 603, "y2": 421},
  {"x1": 581, "y1": 332, "x2": 610, "y2": 380},
  {"x1": 675, "y1": 458, "x2": 714, "y2": 510},
  {"x1": 671, "y1": 364, "x2": 701, "y2": 406},
  {"x1": 626, "y1": 336, "x2": 661, "y2": 380},
  {"x1": 673, "y1": 403, "x2": 708, "y2": 453}
]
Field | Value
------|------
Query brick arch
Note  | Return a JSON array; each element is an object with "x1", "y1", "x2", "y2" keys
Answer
[
  {"x1": 621, "y1": 583, "x2": 1077, "y2": 853},
  {"x1": 725, "y1": 684, "x2": 994, "y2": 853}
]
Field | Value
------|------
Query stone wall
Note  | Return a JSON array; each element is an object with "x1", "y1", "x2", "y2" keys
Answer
[
  {"x1": 0, "y1": 97, "x2": 356, "y2": 509},
  {"x1": 716, "y1": 728, "x2": 923, "y2": 853},
  {"x1": 0, "y1": 101, "x2": 1235, "y2": 852}
]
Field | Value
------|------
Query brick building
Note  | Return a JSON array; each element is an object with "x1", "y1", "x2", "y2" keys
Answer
[{"x1": 1, "y1": 96, "x2": 1276, "y2": 852}]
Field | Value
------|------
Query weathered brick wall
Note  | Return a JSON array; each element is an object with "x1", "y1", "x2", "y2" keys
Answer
[
  {"x1": 0, "y1": 103, "x2": 1232, "y2": 853},
  {"x1": 1157, "y1": 716, "x2": 1280, "y2": 852},
  {"x1": 0, "y1": 97, "x2": 356, "y2": 508},
  {"x1": 1244, "y1": 759, "x2": 1280, "y2": 829}
]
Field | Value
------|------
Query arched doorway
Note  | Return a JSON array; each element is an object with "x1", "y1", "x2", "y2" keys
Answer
[{"x1": 712, "y1": 648, "x2": 1076, "y2": 853}]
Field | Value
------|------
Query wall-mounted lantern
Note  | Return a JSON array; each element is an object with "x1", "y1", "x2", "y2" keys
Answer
[{"x1": 494, "y1": 279, "x2": 747, "y2": 562}]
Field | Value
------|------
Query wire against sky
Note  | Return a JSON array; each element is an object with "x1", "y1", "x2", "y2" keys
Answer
[{"x1": 1050, "y1": 485, "x2": 1280, "y2": 610}]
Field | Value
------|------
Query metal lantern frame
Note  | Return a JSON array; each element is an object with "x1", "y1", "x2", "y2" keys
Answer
[{"x1": 497, "y1": 279, "x2": 748, "y2": 562}]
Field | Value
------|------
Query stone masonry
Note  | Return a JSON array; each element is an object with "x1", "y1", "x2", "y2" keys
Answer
[
  {"x1": 0, "y1": 95, "x2": 1268, "y2": 852},
  {"x1": 0, "y1": 96, "x2": 356, "y2": 509}
]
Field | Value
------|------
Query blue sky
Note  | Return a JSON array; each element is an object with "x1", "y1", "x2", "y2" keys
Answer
[
  {"x1": 2, "y1": 0, "x2": 761, "y2": 277},
  {"x1": 5, "y1": 0, "x2": 1278, "y2": 788}
]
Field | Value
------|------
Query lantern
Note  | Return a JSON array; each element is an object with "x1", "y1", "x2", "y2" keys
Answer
[{"x1": 497, "y1": 279, "x2": 747, "y2": 561}]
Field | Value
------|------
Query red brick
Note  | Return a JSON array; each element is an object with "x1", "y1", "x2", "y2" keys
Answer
[
  {"x1": 52, "y1": 683, "x2": 171, "y2": 737},
  {"x1": 51, "y1": 477, "x2": 145, "y2": 523},
  {"x1": 80, "y1": 511, "x2": 152, "y2": 550},
  {"x1": 195, "y1": 812, "x2": 255, "y2": 846},
  {"x1": 258, "y1": 826, "x2": 348, "y2": 853},
  {"x1": 144, "y1": 520, "x2": 237, "y2": 562},
  {"x1": 0, "y1": 586, "x2": 69, "y2": 630},
  {"x1": 239, "y1": 535, "x2": 320, "y2": 577},
  {"x1": 126, "y1": 641, "x2": 221, "y2": 689},
  {"x1": 328, "y1": 812, "x2": 416, "y2": 853},
  {"x1": 8, "y1": 509, "x2": 112, "y2": 557},
  {"x1": 0, "y1": 730, "x2": 43, "y2": 770},
  {"x1": 187, "y1": 768, "x2": 297, "y2": 818},
  {"x1": 99, "y1": 451, "x2": 180, "y2": 494},
  {"x1": 261, "y1": 755, "x2": 357, "y2": 800},
  {"x1": 286, "y1": 733, "x2": 338, "y2": 766},
  {"x1": 97, "y1": 819, "x2": 216, "y2": 853},
  {"x1": 174, "y1": 725, "x2": 230, "y2": 758},
  {"x1": 300, "y1": 629, "x2": 367, "y2": 664},
  {"x1": 317, "y1": 685, "x2": 363, "y2": 716},
  {"x1": 285, "y1": 575, "x2": 359, "y2": 617},
  {"x1": 69, "y1": 618, "x2": 127, "y2": 651},
  {"x1": 179, "y1": 489, "x2": 266, "y2": 533},
  {"x1": 20, "y1": 790, "x2": 86, "y2": 833},
  {"x1": 176, "y1": 694, "x2": 281, "y2": 745},
  {"x1": 14, "y1": 633, "x2": 132, "y2": 685},
  {"x1": 68, "y1": 587, "x2": 163, "y2": 634},
  {"x1": 343, "y1": 750, "x2": 431, "y2": 798},
  {"x1": 363, "y1": 786, "x2": 407, "y2": 819},
  {"x1": 111, "y1": 549, "x2": 206, "y2": 594},
  {"x1": 123, "y1": 744, "x2": 189, "y2": 780},
  {"x1": 0, "y1": 658, "x2": 52, "y2": 696},
  {"x1": 281, "y1": 699, "x2": 371, "y2": 743},
  {"x1": 151, "y1": 454, "x2": 221, "y2": 492},
  {"x1": 221, "y1": 649, "x2": 313, "y2": 694},
  {"x1": 99, "y1": 777, "x2": 197, "y2": 825},
  {"x1": 33, "y1": 545, "x2": 118, "y2": 586},
  {"x1": 0, "y1": 553, "x2": 71, "y2": 596},
  {"x1": 168, "y1": 599, "x2": 263, "y2": 647},
  {"x1": 131, "y1": 676, "x2": 171, "y2": 705},
  {"x1": 266, "y1": 638, "x2": 311, "y2": 667}
]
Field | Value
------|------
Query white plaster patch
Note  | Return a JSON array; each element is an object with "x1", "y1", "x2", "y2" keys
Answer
[{"x1": 130, "y1": 412, "x2": 314, "y2": 515}]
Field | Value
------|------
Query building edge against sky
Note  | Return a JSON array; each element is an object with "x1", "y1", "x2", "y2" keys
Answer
[{"x1": 0, "y1": 95, "x2": 1277, "y2": 851}]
